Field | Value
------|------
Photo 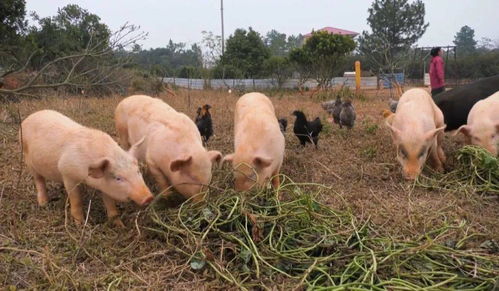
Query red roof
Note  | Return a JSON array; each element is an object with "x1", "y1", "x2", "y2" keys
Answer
[{"x1": 304, "y1": 27, "x2": 359, "y2": 38}]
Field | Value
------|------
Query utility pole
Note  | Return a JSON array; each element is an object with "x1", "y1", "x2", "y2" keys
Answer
[
  {"x1": 220, "y1": 0, "x2": 225, "y2": 55},
  {"x1": 220, "y1": 0, "x2": 226, "y2": 81}
]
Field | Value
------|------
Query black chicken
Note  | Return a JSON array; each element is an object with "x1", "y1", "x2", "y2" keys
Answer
[
  {"x1": 195, "y1": 104, "x2": 213, "y2": 144},
  {"x1": 292, "y1": 110, "x2": 323, "y2": 148},
  {"x1": 278, "y1": 118, "x2": 288, "y2": 133}
]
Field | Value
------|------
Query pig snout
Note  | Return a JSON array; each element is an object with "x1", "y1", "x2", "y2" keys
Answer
[
  {"x1": 403, "y1": 166, "x2": 420, "y2": 180},
  {"x1": 129, "y1": 187, "x2": 154, "y2": 206},
  {"x1": 401, "y1": 161, "x2": 422, "y2": 180}
]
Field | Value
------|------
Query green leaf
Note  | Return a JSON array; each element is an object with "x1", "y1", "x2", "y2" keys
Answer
[
  {"x1": 239, "y1": 248, "x2": 252, "y2": 264},
  {"x1": 190, "y1": 258, "x2": 206, "y2": 270},
  {"x1": 202, "y1": 207, "x2": 215, "y2": 221}
]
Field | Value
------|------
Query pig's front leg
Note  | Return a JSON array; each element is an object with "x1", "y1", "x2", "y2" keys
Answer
[
  {"x1": 436, "y1": 133, "x2": 447, "y2": 165},
  {"x1": 63, "y1": 177, "x2": 84, "y2": 225},
  {"x1": 102, "y1": 194, "x2": 125, "y2": 227},
  {"x1": 271, "y1": 172, "x2": 280, "y2": 189},
  {"x1": 149, "y1": 164, "x2": 172, "y2": 198},
  {"x1": 429, "y1": 145, "x2": 444, "y2": 173}
]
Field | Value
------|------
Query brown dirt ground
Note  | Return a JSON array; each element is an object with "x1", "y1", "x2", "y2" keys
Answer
[{"x1": 0, "y1": 88, "x2": 498, "y2": 289}]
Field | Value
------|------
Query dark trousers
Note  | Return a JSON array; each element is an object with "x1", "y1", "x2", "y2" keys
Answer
[{"x1": 431, "y1": 86, "x2": 445, "y2": 96}]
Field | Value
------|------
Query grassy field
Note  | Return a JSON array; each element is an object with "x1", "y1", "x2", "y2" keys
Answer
[{"x1": 0, "y1": 88, "x2": 498, "y2": 289}]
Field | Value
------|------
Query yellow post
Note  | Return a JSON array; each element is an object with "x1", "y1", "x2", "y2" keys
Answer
[{"x1": 355, "y1": 61, "x2": 361, "y2": 93}]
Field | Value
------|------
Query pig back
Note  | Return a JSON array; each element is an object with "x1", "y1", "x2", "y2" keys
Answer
[
  {"x1": 117, "y1": 95, "x2": 205, "y2": 167},
  {"x1": 21, "y1": 110, "x2": 84, "y2": 181},
  {"x1": 233, "y1": 93, "x2": 284, "y2": 157},
  {"x1": 393, "y1": 89, "x2": 442, "y2": 133},
  {"x1": 118, "y1": 95, "x2": 201, "y2": 143}
]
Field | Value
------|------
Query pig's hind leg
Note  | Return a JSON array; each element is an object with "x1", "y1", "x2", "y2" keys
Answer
[{"x1": 34, "y1": 173, "x2": 49, "y2": 206}]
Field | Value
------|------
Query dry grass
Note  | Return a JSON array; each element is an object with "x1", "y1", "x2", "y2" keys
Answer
[{"x1": 0, "y1": 88, "x2": 498, "y2": 289}]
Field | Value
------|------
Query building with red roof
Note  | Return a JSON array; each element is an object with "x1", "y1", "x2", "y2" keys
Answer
[{"x1": 304, "y1": 26, "x2": 359, "y2": 39}]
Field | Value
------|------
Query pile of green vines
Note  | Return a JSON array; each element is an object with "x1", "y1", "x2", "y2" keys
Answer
[
  {"x1": 418, "y1": 145, "x2": 499, "y2": 195},
  {"x1": 146, "y1": 176, "x2": 498, "y2": 290}
]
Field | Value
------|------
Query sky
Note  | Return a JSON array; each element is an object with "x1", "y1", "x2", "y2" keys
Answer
[{"x1": 25, "y1": 0, "x2": 499, "y2": 49}]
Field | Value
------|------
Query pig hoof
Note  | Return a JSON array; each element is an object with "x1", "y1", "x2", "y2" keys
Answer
[
  {"x1": 37, "y1": 194, "x2": 49, "y2": 206},
  {"x1": 37, "y1": 198, "x2": 49, "y2": 207},
  {"x1": 73, "y1": 218, "x2": 84, "y2": 226},
  {"x1": 112, "y1": 218, "x2": 125, "y2": 228}
]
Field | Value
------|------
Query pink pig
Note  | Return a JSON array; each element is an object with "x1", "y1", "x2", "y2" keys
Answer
[
  {"x1": 456, "y1": 91, "x2": 499, "y2": 155},
  {"x1": 223, "y1": 92, "x2": 285, "y2": 191},
  {"x1": 115, "y1": 95, "x2": 222, "y2": 202},
  {"x1": 386, "y1": 88, "x2": 447, "y2": 180},
  {"x1": 21, "y1": 110, "x2": 153, "y2": 227}
]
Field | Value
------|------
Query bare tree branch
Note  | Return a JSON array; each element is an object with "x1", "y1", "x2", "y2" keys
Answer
[{"x1": 0, "y1": 23, "x2": 147, "y2": 98}]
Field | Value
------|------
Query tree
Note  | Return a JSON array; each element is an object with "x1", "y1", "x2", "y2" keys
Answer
[
  {"x1": 289, "y1": 47, "x2": 313, "y2": 90},
  {"x1": 264, "y1": 56, "x2": 292, "y2": 88},
  {"x1": 454, "y1": 25, "x2": 477, "y2": 55},
  {"x1": 265, "y1": 29, "x2": 288, "y2": 56},
  {"x1": 201, "y1": 30, "x2": 222, "y2": 68},
  {"x1": 358, "y1": 0, "x2": 428, "y2": 76},
  {"x1": 223, "y1": 27, "x2": 270, "y2": 78},
  {"x1": 0, "y1": 0, "x2": 28, "y2": 71},
  {"x1": 27, "y1": 5, "x2": 111, "y2": 70},
  {"x1": 264, "y1": 30, "x2": 304, "y2": 57},
  {"x1": 286, "y1": 34, "x2": 304, "y2": 51},
  {"x1": 0, "y1": 0, "x2": 27, "y2": 43},
  {"x1": 291, "y1": 31, "x2": 355, "y2": 89},
  {"x1": 133, "y1": 40, "x2": 203, "y2": 77},
  {"x1": 0, "y1": 3, "x2": 147, "y2": 99}
]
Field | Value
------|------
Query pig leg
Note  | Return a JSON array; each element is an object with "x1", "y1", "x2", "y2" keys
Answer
[
  {"x1": 63, "y1": 178, "x2": 84, "y2": 224},
  {"x1": 118, "y1": 134, "x2": 131, "y2": 150},
  {"x1": 436, "y1": 132, "x2": 446, "y2": 165},
  {"x1": 102, "y1": 194, "x2": 125, "y2": 228},
  {"x1": 116, "y1": 125, "x2": 130, "y2": 150},
  {"x1": 271, "y1": 171, "x2": 281, "y2": 189},
  {"x1": 428, "y1": 144, "x2": 444, "y2": 173},
  {"x1": 33, "y1": 174, "x2": 49, "y2": 206},
  {"x1": 272, "y1": 170, "x2": 283, "y2": 201},
  {"x1": 149, "y1": 165, "x2": 172, "y2": 197}
]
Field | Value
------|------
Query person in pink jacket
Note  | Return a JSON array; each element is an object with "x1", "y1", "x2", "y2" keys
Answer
[{"x1": 429, "y1": 47, "x2": 445, "y2": 96}]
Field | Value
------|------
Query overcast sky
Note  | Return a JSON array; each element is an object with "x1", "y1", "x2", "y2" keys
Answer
[{"x1": 26, "y1": 0, "x2": 499, "y2": 49}]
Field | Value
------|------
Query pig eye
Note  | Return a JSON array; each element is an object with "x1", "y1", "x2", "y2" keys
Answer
[
  {"x1": 399, "y1": 147, "x2": 408, "y2": 159},
  {"x1": 114, "y1": 175, "x2": 124, "y2": 182},
  {"x1": 418, "y1": 148, "x2": 427, "y2": 158}
]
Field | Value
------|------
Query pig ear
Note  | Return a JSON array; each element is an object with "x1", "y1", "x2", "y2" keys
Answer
[
  {"x1": 88, "y1": 158, "x2": 111, "y2": 179},
  {"x1": 385, "y1": 122, "x2": 401, "y2": 142},
  {"x1": 170, "y1": 156, "x2": 192, "y2": 172},
  {"x1": 424, "y1": 125, "x2": 447, "y2": 142},
  {"x1": 454, "y1": 125, "x2": 471, "y2": 137},
  {"x1": 128, "y1": 136, "x2": 145, "y2": 159},
  {"x1": 253, "y1": 156, "x2": 272, "y2": 168},
  {"x1": 208, "y1": 150, "x2": 223, "y2": 166},
  {"x1": 222, "y1": 154, "x2": 234, "y2": 166}
]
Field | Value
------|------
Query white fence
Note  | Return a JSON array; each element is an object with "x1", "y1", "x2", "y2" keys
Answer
[{"x1": 162, "y1": 76, "x2": 381, "y2": 90}]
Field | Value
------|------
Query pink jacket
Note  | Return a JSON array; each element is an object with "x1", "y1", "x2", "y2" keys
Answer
[{"x1": 429, "y1": 56, "x2": 445, "y2": 89}]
